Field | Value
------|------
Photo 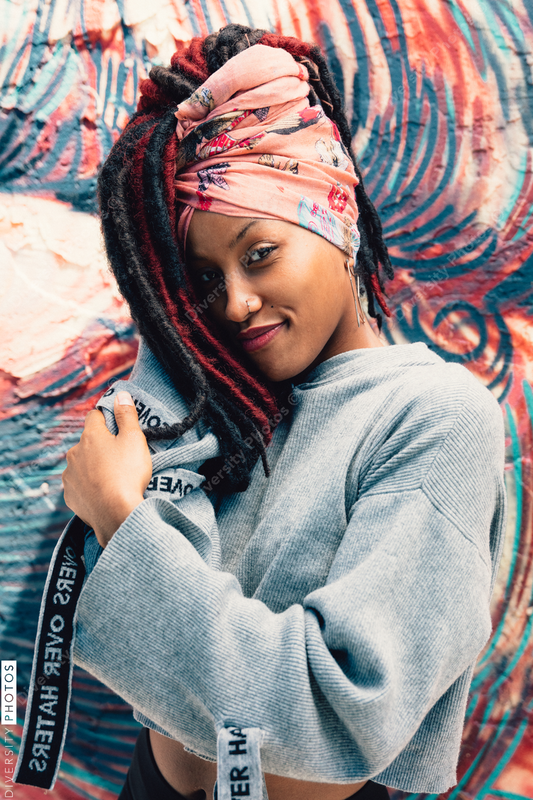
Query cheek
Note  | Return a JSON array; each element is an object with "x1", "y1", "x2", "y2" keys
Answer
[
  {"x1": 293, "y1": 265, "x2": 343, "y2": 325},
  {"x1": 199, "y1": 288, "x2": 226, "y2": 319}
]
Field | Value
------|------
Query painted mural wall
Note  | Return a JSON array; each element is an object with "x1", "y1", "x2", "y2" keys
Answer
[{"x1": 1, "y1": 0, "x2": 532, "y2": 798}]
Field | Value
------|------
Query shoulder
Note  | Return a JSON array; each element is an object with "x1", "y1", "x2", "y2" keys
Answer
[
  {"x1": 345, "y1": 345, "x2": 504, "y2": 448},
  {"x1": 416, "y1": 362, "x2": 506, "y2": 550},
  {"x1": 348, "y1": 351, "x2": 506, "y2": 568},
  {"x1": 393, "y1": 355, "x2": 504, "y2": 446},
  {"x1": 383, "y1": 352, "x2": 506, "y2": 562},
  {"x1": 352, "y1": 349, "x2": 506, "y2": 509}
]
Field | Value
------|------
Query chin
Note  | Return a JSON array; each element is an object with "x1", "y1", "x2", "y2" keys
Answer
[{"x1": 243, "y1": 338, "x2": 315, "y2": 383}]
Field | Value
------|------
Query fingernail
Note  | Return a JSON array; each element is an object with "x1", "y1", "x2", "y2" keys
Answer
[{"x1": 117, "y1": 391, "x2": 134, "y2": 406}]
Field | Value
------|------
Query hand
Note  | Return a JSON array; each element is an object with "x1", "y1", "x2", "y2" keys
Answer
[{"x1": 62, "y1": 391, "x2": 153, "y2": 548}]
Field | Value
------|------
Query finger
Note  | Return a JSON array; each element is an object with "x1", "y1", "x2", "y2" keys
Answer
[
  {"x1": 114, "y1": 391, "x2": 143, "y2": 434},
  {"x1": 83, "y1": 408, "x2": 107, "y2": 429}
]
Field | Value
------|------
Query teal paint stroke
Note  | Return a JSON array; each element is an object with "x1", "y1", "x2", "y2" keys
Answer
[
  {"x1": 498, "y1": 147, "x2": 529, "y2": 232},
  {"x1": 477, "y1": 0, "x2": 509, "y2": 52},
  {"x1": 474, "y1": 401, "x2": 523, "y2": 674},
  {"x1": 448, "y1": 0, "x2": 476, "y2": 51},
  {"x1": 488, "y1": 607, "x2": 532, "y2": 696},
  {"x1": 35, "y1": 48, "x2": 83, "y2": 122},
  {"x1": 16, "y1": 39, "x2": 69, "y2": 113},
  {"x1": 446, "y1": 710, "x2": 511, "y2": 800},
  {"x1": 478, "y1": 717, "x2": 529, "y2": 798}
]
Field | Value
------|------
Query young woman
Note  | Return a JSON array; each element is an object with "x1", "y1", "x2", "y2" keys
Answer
[{"x1": 58, "y1": 24, "x2": 506, "y2": 800}]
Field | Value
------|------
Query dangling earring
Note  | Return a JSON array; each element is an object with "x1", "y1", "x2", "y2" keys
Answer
[
  {"x1": 356, "y1": 274, "x2": 364, "y2": 325},
  {"x1": 346, "y1": 259, "x2": 365, "y2": 327}
]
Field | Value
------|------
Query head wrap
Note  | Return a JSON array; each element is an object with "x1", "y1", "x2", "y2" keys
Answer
[{"x1": 174, "y1": 44, "x2": 361, "y2": 264}]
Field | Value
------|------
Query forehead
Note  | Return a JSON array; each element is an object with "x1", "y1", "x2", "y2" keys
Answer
[{"x1": 187, "y1": 212, "x2": 255, "y2": 250}]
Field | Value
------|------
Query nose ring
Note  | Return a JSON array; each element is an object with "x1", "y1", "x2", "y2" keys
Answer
[{"x1": 246, "y1": 300, "x2": 251, "y2": 313}]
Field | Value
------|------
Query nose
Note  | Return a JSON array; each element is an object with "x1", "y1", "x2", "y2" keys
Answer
[{"x1": 223, "y1": 272, "x2": 260, "y2": 323}]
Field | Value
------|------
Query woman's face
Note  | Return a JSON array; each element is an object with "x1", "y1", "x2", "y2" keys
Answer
[{"x1": 186, "y1": 211, "x2": 382, "y2": 383}]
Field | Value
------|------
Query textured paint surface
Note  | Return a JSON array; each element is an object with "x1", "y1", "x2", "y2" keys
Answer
[{"x1": 1, "y1": 0, "x2": 532, "y2": 798}]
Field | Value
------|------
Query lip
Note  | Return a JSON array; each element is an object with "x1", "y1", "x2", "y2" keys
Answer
[
  {"x1": 237, "y1": 322, "x2": 285, "y2": 352},
  {"x1": 236, "y1": 323, "x2": 284, "y2": 340}
]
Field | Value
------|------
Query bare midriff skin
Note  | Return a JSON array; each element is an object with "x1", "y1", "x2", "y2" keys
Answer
[{"x1": 150, "y1": 730, "x2": 368, "y2": 800}]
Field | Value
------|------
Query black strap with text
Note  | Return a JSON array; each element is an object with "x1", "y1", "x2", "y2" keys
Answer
[{"x1": 13, "y1": 515, "x2": 87, "y2": 789}]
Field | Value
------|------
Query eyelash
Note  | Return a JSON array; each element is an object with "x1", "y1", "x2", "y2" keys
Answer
[
  {"x1": 198, "y1": 245, "x2": 276, "y2": 283},
  {"x1": 242, "y1": 245, "x2": 276, "y2": 266}
]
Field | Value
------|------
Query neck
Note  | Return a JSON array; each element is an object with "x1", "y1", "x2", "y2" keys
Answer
[{"x1": 286, "y1": 312, "x2": 386, "y2": 389}]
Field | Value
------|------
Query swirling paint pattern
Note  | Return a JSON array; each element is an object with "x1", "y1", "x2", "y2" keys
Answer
[{"x1": 1, "y1": 0, "x2": 532, "y2": 798}]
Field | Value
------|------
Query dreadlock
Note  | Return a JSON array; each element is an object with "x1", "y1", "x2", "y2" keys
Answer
[{"x1": 97, "y1": 23, "x2": 394, "y2": 492}]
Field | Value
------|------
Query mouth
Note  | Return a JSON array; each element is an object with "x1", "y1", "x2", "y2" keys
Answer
[{"x1": 236, "y1": 322, "x2": 286, "y2": 352}]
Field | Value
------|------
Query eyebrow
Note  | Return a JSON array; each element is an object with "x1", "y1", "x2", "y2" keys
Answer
[
  {"x1": 229, "y1": 220, "x2": 259, "y2": 249},
  {"x1": 188, "y1": 219, "x2": 260, "y2": 262}
]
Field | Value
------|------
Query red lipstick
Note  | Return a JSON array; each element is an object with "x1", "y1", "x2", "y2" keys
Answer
[{"x1": 237, "y1": 322, "x2": 285, "y2": 352}]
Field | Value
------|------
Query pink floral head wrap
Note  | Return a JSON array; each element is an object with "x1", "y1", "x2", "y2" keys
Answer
[{"x1": 174, "y1": 44, "x2": 361, "y2": 264}]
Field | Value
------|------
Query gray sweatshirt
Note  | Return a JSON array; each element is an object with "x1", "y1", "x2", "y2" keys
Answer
[{"x1": 75, "y1": 338, "x2": 507, "y2": 795}]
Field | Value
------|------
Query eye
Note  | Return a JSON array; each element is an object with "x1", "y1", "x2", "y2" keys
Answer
[
  {"x1": 199, "y1": 269, "x2": 220, "y2": 284},
  {"x1": 242, "y1": 245, "x2": 276, "y2": 267}
]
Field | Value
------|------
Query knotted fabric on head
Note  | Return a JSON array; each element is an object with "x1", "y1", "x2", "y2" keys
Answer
[{"x1": 174, "y1": 44, "x2": 361, "y2": 264}]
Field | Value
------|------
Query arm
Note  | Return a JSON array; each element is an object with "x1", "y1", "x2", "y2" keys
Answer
[{"x1": 72, "y1": 382, "x2": 506, "y2": 784}]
